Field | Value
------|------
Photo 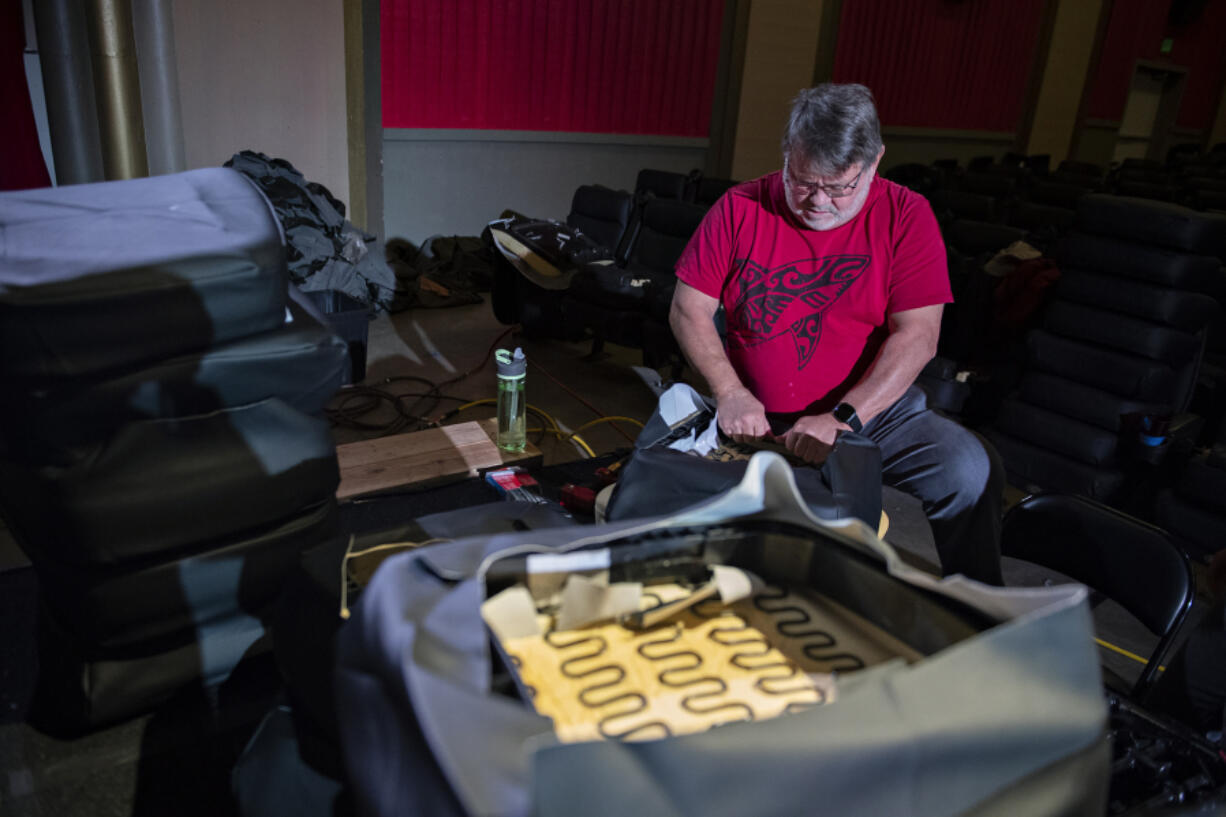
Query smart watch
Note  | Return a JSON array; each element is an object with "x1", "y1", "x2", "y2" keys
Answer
[{"x1": 832, "y1": 402, "x2": 862, "y2": 433}]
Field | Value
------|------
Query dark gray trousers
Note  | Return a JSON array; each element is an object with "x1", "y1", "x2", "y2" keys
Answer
[{"x1": 863, "y1": 385, "x2": 1004, "y2": 584}]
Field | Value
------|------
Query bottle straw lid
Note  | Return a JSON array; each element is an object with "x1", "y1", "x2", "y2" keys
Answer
[{"x1": 496, "y1": 347, "x2": 526, "y2": 377}]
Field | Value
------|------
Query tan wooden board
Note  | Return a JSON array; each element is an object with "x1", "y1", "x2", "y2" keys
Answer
[{"x1": 335, "y1": 418, "x2": 541, "y2": 500}]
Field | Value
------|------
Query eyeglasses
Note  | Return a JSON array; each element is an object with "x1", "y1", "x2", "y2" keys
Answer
[{"x1": 785, "y1": 163, "x2": 864, "y2": 199}]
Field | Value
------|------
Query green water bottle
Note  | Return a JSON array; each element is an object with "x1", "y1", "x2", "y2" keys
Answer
[{"x1": 495, "y1": 347, "x2": 527, "y2": 452}]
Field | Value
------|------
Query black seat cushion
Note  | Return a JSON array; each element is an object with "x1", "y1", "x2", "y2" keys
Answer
[
  {"x1": 987, "y1": 430, "x2": 1126, "y2": 500},
  {"x1": 1055, "y1": 269, "x2": 1219, "y2": 331},
  {"x1": 1017, "y1": 371, "x2": 1166, "y2": 433},
  {"x1": 1076, "y1": 195, "x2": 1226, "y2": 257},
  {"x1": 0, "y1": 398, "x2": 339, "y2": 569},
  {"x1": 1026, "y1": 330, "x2": 1177, "y2": 402},
  {"x1": 994, "y1": 398, "x2": 1122, "y2": 465},
  {"x1": 0, "y1": 168, "x2": 288, "y2": 382},
  {"x1": 1043, "y1": 301, "x2": 1203, "y2": 366},
  {"x1": 1055, "y1": 232, "x2": 1221, "y2": 292}
]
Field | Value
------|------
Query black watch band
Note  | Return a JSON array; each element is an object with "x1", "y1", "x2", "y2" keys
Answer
[{"x1": 832, "y1": 402, "x2": 862, "y2": 433}]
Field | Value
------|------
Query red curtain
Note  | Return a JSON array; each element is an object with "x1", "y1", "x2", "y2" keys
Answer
[
  {"x1": 381, "y1": 0, "x2": 724, "y2": 136},
  {"x1": 831, "y1": 0, "x2": 1046, "y2": 132},
  {"x1": 1, "y1": 0, "x2": 51, "y2": 191},
  {"x1": 1087, "y1": 0, "x2": 1226, "y2": 130},
  {"x1": 1086, "y1": 0, "x2": 1172, "y2": 121}
]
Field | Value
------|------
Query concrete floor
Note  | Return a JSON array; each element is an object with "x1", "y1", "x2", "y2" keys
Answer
[{"x1": 0, "y1": 292, "x2": 1189, "y2": 816}]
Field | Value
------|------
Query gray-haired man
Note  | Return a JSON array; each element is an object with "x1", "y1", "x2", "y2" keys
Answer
[{"x1": 670, "y1": 83, "x2": 1003, "y2": 584}]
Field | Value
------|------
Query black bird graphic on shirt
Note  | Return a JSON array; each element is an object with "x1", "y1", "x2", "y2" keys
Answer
[{"x1": 726, "y1": 255, "x2": 869, "y2": 369}]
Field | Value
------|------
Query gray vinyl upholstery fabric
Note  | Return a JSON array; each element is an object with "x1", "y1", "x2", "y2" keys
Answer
[
  {"x1": 0, "y1": 167, "x2": 288, "y2": 380},
  {"x1": 335, "y1": 452, "x2": 1108, "y2": 817}
]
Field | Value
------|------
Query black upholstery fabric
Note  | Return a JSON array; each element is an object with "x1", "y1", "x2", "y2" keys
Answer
[
  {"x1": 1055, "y1": 232, "x2": 1221, "y2": 292},
  {"x1": 1017, "y1": 372, "x2": 1164, "y2": 433},
  {"x1": 0, "y1": 298, "x2": 347, "y2": 450},
  {"x1": 986, "y1": 430, "x2": 1126, "y2": 500},
  {"x1": 1055, "y1": 269, "x2": 1219, "y2": 331},
  {"x1": 37, "y1": 500, "x2": 337, "y2": 650},
  {"x1": 0, "y1": 398, "x2": 339, "y2": 568},
  {"x1": 566, "y1": 185, "x2": 633, "y2": 254},
  {"x1": 1076, "y1": 195, "x2": 1226, "y2": 257},
  {"x1": 0, "y1": 168, "x2": 288, "y2": 382},
  {"x1": 1026, "y1": 330, "x2": 1176, "y2": 402},
  {"x1": 605, "y1": 437, "x2": 883, "y2": 531},
  {"x1": 994, "y1": 399, "x2": 1121, "y2": 465},
  {"x1": 1043, "y1": 301, "x2": 1202, "y2": 366}
]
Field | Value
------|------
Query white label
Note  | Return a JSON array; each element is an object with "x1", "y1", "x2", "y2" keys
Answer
[{"x1": 526, "y1": 549, "x2": 611, "y2": 574}]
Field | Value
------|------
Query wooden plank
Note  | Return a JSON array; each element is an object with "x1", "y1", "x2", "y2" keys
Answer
[{"x1": 335, "y1": 418, "x2": 541, "y2": 500}]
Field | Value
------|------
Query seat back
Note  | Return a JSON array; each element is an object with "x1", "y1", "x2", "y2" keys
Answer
[
  {"x1": 1000, "y1": 492, "x2": 1194, "y2": 699},
  {"x1": 566, "y1": 184, "x2": 633, "y2": 255},
  {"x1": 635, "y1": 168, "x2": 691, "y2": 201},
  {"x1": 628, "y1": 198, "x2": 707, "y2": 275}
]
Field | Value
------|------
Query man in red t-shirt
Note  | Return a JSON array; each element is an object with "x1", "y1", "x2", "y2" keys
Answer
[{"x1": 671, "y1": 83, "x2": 1003, "y2": 584}]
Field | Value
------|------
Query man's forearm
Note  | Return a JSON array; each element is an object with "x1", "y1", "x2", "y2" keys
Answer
[
  {"x1": 670, "y1": 309, "x2": 747, "y2": 399},
  {"x1": 840, "y1": 325, "x2": 936, "y2": 424}
]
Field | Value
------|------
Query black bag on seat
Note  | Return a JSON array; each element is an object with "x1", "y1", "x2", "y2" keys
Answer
[
  {"x1": 0, "y1": 398, "x2": 339, "y2": 568},
  {"x1": 0, "y1": 168, "x2": 289, "y2": 381}
]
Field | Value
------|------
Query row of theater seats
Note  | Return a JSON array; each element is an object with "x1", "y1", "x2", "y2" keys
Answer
[
  {"x1": 0, "y1": 169, "x2": 348, "y2": 730},
  {"x1": 492, "y1": 167, "x2": 736, "y2": 373},
  {"x1": 986, "y1": 195, "x2": 1225, "y2": 506}
]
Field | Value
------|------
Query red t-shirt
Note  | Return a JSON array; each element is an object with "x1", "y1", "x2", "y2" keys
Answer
[{"x1": 675, "y1": 172, "x2": 950, "y2": 413}]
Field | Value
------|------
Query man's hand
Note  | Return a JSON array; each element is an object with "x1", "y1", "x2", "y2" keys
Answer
[
  {"x1": 779, "y1": 413, "x2": 848, "y2": 464},
  {"x1": 716, "y1": 386, "x2": 770, "y2": 442}
]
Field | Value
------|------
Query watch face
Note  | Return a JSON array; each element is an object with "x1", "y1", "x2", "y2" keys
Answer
[{"x1": 833, "y1": 403, "x2": 853, "y2": 423}]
